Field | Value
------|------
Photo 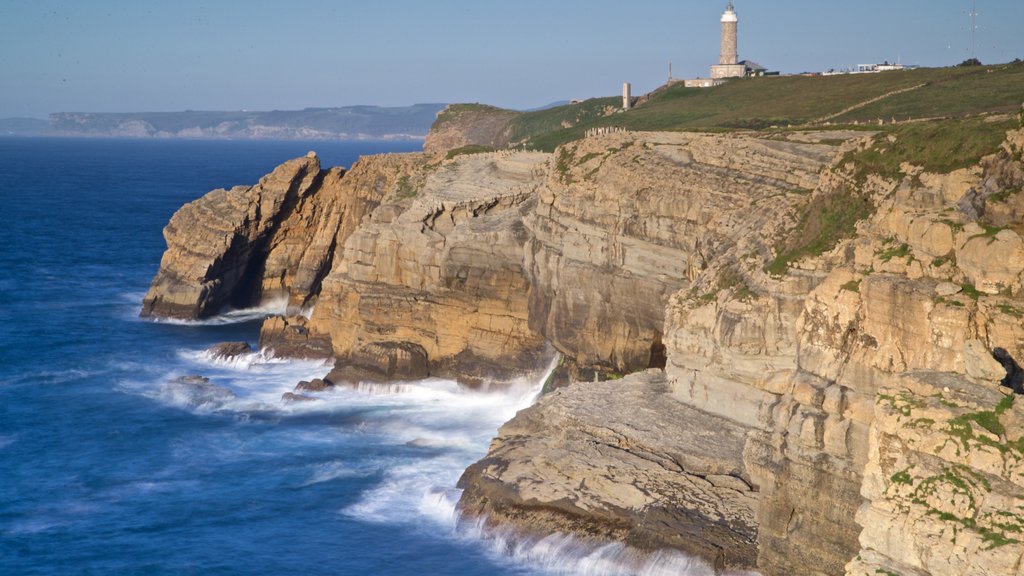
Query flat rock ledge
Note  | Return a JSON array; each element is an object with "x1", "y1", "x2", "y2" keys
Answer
[{"x1": 457, "y1": 370, "x2": 759, "y2": 573}]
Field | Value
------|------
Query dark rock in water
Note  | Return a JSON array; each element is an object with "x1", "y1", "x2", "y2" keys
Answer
[
  {"x1": 325, "y1": 341, "x2": 430, "y2": 386},
  {"x1": 165, "y1": 375, "x2": 236, "y2": 408},
  {"x1": 206, "y1": 341, "x2": 252, "y2": 359},
  {"x1": 281, "y1": 392, "x2": 318, "y2": 403},
  {"x1": 260, "y1": 315, "x2": 334, "y2": 359},
  {"x1": 352, "y1": 341, "x2": 430, "y2": 380},
  {"x1": 295, "y1": 378, "x2": 332, "y2": 392}
]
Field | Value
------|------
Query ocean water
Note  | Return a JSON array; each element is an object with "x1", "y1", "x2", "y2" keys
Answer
[{"x1": 0, "y1": 137, "x2": 721, "y2": 576}]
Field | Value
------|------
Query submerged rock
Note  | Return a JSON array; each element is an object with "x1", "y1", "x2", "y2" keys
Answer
[
  {"x1": 294, "y1": 378, "x2": 331, "y2": 393},
  {"x1": 164, "y1": 375, "x2": 236, "y2": 409},
  {"x1": 281, "y1": 392, "x2": 318, "y2": 403},
  {"x1": 206, "y1": 341, "x2": 252, "y2": 359},
  {"x1": 259, "y1": 315, "x2": 333, "y2": 359}
]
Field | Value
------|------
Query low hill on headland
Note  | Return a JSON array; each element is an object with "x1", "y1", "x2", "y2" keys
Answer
[{"x1": 426, "y1": 61, "x2": 1024, "y2": 152}]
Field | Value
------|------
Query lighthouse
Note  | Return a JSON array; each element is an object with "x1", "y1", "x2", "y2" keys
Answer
[
  {"x1": 719, "y1": 1, "x2": 738, "y2": 65},
  {"x1": 710, "y1": 2, "x2": 747, "y2": 79}
]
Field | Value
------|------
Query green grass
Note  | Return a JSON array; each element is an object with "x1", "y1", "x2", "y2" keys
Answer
[
  {"x1": 998, "y1": 304, "x2": 1024, "y2": 319},
  {"x1": 961, "y1": 284, "x2": 984, "y2": 300},
  {"x1": 509, "y1": 97, "x2": 622, "y2": 151},
  {"x1": 877, "y1": 242, "x2": 912, "y2": 263},
  {"x1": 890, "y1": 469, "x2": 913, "y2": 485},
  {"x1": 394, "y1": 175, "x2": 417, "y2": 199},
  {"x1": 842, "y1": 116, "x2": 1015, "y2": 184},
  {"x1": 433, "y1": 62, "x2": 1024, "y2": 153},
  {"x1": 431, "y1": 104, "x2": 515, "y2": 130},
  {"x1": 833, "y1": 62, "x2": 1024, "y2": 123},
  {"x1": 717, "y1": 266, "x2": 757, "y2": 301},
  {"x1": 445, "y1": 144, "x2": 494, "y2": 160},
  {"x1": 840, "y1": 279, "x2": 862, "y2": 293},
  {"x1": 766, "y1": 182, "x2": 875, "y2": 275}
]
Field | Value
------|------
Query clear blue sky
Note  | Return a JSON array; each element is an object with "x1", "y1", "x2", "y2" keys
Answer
[{"x1": 2, "y1": 0, "x2": 1022, "y2": 118}]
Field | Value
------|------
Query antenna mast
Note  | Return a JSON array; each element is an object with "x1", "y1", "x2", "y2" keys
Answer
[{"x1": 970, "y1": 0, "x2": 977, "y2": 59}]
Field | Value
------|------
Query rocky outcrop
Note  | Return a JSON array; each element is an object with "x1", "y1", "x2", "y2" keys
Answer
[
  {"x1": 459, "y1": 370, "x2": 760, "y2": 572},
  {"x1": 143, "y1": 120, "x2": 1024, "y2": 575},
  {"x1": 847, "y1": 374, "x2": 1024, "y2": 576},
  {"x1": 459, "y1": 130, "x2": 840, "y2": 572},
  {"x1": 459, "y1": 127, "x2": 1024, "y2": 576},
  {"x1": 307, "y1": 151, "x2": 553, "y2": 384},
  {"x1": 525, "y1": 132, "x2": 830, "y2": 377},
  {"x1": 205, "y1": 341, "x2": 252, "y2": 359},
  {"x1": 142, "y1": 151, "x2": 429, "y2": 319},
  {"x1": 141, "y1": 152, "x2": 327, "y2": 319},
  {"x1": 423, "y1": 104, "x2": 519, "y2": 154}
]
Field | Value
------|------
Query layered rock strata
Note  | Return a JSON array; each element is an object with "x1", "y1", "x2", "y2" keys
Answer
[
  {"x1": 141, "y1": 151, "x2": 429, "y2": 319},
  {"x1": 143, "y1": 123, "x2": 1024, "y2": 576},
  {"x1": 525, "y1": 132, "x2": 829, "y2": 377},
  {"x1": 306, "y1": 152, "x2": 553, "y2": 383},
  {"x1": 459, "y1": 128, "x2": 1024, "y2": 576},
  {"x1": 459, "y1": 370, "x2": 760, "y2": 571}
]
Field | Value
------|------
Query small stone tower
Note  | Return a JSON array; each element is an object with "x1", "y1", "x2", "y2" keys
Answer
[
  {"x1": 623, "y1": 83, "x2": 632, "y2": 110},
  {"x1": 720, "y1": 1, "x2": 738, "y2": 65}
]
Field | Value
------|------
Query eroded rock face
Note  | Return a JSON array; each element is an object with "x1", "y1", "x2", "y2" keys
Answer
[
  {"x1": 459, "y1": 130, "x2": 845, "y2": 573},
  {"x1": 526, "y1": 132, "x2": 830, "y2": 376},
  {"x1": 141, "y1": 154, "x2": 326, "y2": 319},
  {"x1": 307, "y1": 151, "x2": 553, "y2": 383},
  {"x1": 423, "y1": 105, "x2": 519, "y2": 154},
  {"x1": 459, "y1": 127, "x2": 1024, "y2": 576},
  {"x1": 846, "y1": 374, "x2": 1024, "y2": 576},
  {"x1": 142, "y1": 151, "x2": 429, "y2": 320},
  {"x1": 458, "y1": 370, "x2": 760, "y2": 572},
  {"x1": 205, "y1": 341, "x2": 252, "y2": 359},
  {"x1": 143, "y1": 123, "x2": 1024, "y2": 575}
]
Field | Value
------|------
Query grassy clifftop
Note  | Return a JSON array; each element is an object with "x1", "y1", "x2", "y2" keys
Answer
[{"x1": 429, "y1": 61, "x2": 1024, "y2": 152}]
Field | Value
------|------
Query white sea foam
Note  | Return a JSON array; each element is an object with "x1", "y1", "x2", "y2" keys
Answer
[
  {"x1": 121, "y1": 346, "x2": 757, "y2": 576},
  {"x1": 145, "y1": 297, "x2": 289, "y2": 326},
  {"x1": 299, "y1": 460, "x2": 381, "y2": 487},
  {"x1": 0, "y1": 435, "x2": 17, "y2": 449},
  {"x1": 121, "y1": 345, "x2": 330, "y2": 413},
  {"x1": 185, "y1": 347, "x2": 291, "y2": 370},
  {"x1": 451, "y1": 514, "x2": 761, "y2": 576}
]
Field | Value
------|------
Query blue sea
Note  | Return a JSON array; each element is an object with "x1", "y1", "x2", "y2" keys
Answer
[{"x1": 0, "y1": 137, "x2": 713, "y2": 576}]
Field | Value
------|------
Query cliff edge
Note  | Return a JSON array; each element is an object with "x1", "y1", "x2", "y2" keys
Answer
[{"x1": 142, "y1": 117, "x2": 1024, "y2": 575}]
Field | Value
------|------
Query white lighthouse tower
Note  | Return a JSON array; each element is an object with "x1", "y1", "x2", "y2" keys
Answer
[{"x1": 710, "y1": 2, "x2": 746, "y2": 79}]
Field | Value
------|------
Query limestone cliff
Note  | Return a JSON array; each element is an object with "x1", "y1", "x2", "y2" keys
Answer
[
  {"x1": 143, "y1": 120, "x2": 1024, "y2": 576},
  {"x1": 525, "y1": 132, "x2": 828, "y2": 379},
  {"x1": 306, "y1": 151, "x2": 552, "y2": 383},
  {"x1": 141, "y1": 151, "x2": 426, "y2": 320},
  {"x1": 458, "y1": 127, "x2": 1024, "y2": 576}
]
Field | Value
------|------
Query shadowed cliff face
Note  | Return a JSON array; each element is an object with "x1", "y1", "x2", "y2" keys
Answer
[
  {"x1": 142, "y1": 125, "x2": 1024, "y2": 576},
  {"x1": 140, "y1": 153, "x2": 329, "y2": 319},
  {"x1": 140, "y1": 152, "x2": 428, "y2": 320}
]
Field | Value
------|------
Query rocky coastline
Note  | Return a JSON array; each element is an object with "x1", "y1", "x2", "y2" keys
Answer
[{"x1": 142, "y1": 118, "x2": 1024, "y2": 575}]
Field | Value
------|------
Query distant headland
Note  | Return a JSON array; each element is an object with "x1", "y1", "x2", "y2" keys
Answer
[{"x1": 0, "y1": 104, "x2": 447, "y2": 140}]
